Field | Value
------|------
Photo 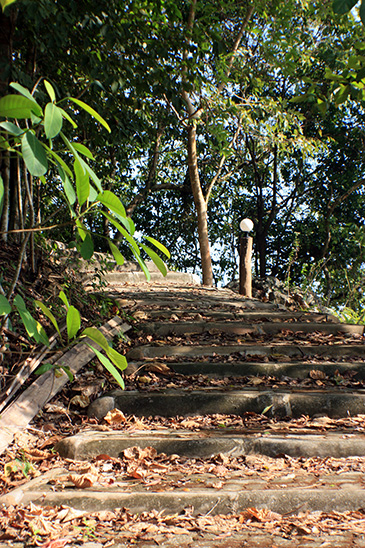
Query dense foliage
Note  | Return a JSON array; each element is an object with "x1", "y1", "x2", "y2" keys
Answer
[{"x1": 0, "y1": 0, "x2": 364, "y2": 314}]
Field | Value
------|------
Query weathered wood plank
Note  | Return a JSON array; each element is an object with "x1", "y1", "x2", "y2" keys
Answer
[{"x1": 0, "y1": 316, "x2": 130, "y2": 455}]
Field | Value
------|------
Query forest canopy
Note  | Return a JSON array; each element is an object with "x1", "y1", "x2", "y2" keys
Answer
[{"x1": 0, "y1": 0, "x2": 364, "y2": 315}]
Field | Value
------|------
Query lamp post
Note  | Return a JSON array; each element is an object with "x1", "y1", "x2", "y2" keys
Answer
[{"x1": 239, "y1": 218, "x2": 254, "y2": 297}]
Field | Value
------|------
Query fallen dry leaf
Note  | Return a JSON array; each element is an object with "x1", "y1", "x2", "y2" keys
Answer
[
  {"x1": 69, "y1": 394, "x2": 90, "y2": 408},
  {"x1": 104, "y1": 408, "x2": 127, "y2": 424},
  {"x1": 145, "y1": 362, "x2": 173, "y2": 376},
  {"x1": 67, "y1": 472, "x2": 97, "y2": 488},
  {"x1": 23, "y1": 448, "x2": 51, "y2": 461},
  {"x1": 239, "y1": 507, "x2": 282, "y2": 523},
  {"x1": 309, "y1": 370, "x2": 326, "y2": 380},
  {"x1": 40, "y1": 540, "x2": 68, "y2": 548}
]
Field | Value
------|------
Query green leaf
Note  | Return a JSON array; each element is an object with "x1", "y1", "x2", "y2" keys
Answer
[
  {"x1": 21, "y1": 132, "x2": 48, "y2": 176},
  {"x1": 35, "y1": 322, "x2": 50, "y2": 346},
  {"x1": 101, "y1": 211, "x2": 140, "y2": 255},
  {"x1": 0, "y1": 121, "x2": 23, "y2": 136},
  {"x1": 144, "y1": 236, "x2": 170, "y2": 258},
  {"x1": 101, "y1": 211, "x2": 141, "y2": 255},
  {"x1": 66, "y1": 305, "x2": 81, "y2": 340},
  {"x1": 17, "y1": 308, "x2": 37, "y2": 338},
  {"x1": 82, "y1": 328, "x2": 127, "y2": 372},
  {"x1": 59, "y1": 364, "x2": 74, "y2": 382},
  {"x1": 87, "y1": 344, "x2": 125, "y2": 389},
  {"x1": 98, "y1": 190, "x2": 126, "y2": 218},
  {"x1": 13, "y1": 295, "x2": 49, "y2": 344},
  {"x1": 74, "y1": 158, "x2": 90, "y2": 206},
  {"x1": 59, "y1": 168, "x2": 76, "y2": 205},
  {"x1": 79, "y1": 156, "x2": 103, "y2": 192},
  {"x1": 1, "y1": 0, "x2": 18, "y2": 11},
  {"x1": 0, "y1": 136, "x2": 10, "y2": 150},
  {"x1": 80, "y1": 232, "x2": 94, "y2": 259},
  {"x1": 0, "y1": 95, "x2": 41, "y2": 119},
  {"x1": 324, "y1": 68, "x2": 343, "y2": 82},
  {"x1": 43, "y1": 144, "x2": 73, "y2": 177},
  {"x1": 44, "y1": 80, "x2": 56, "y2": 102},
  {"x1": 334, "y1": 84, "x2": 350, "y2": 105},
  {"x1": 82, "y1": 327, "x2": 110, "y2": 352},
  {"x1": 131, "y1": 248, "x2": 151, "y2": 281},
  {"x1": 105, "y1": 345, "x2": 128, "y2": 372},
  {"x1": 333, "y1": 0, "x2": 358, "y2": 14},
  {"x1": 61, "y1": 132, "x2": 102, "y2": 193},
  {"x1": 140, "y1": 243, "x2": 167, "y2": 276},
  {"x1": 35, "y1": 362, "x2": 56, "y2": 375},
  {"x1": 67, "y1": 97, "x2": 111, "y2": 133},
  {"x1": 83, "y1": 328, "x2": 127, "y2": 369},
  {"x1": 73, "y1": 142, "x2": 95, "y2": 160},
  {"x1": 89, "y1": 185, "x2": 98, "y2": 202},
  {"x1": 57, "y1": 107, "x2": 77, "y2": 129},
  {"x1": 59, "y1": 290, "x2": 70, "y2": 309},
  {"x1": 60, "y1": 132, "x2": 85, "y2": 167},
  {"x1": 9, "y1": 83, "x2": 42, "y2": 116},
  {"x1": 126, "y1": 216, "x2": 135, "y2": 236},
  {"x1": 108, "y1": 241, "x2": 125, "y2": 265},
  {"x1": 317, "y1": 98, "x2": 327, "y2": 115},
  {"x1": 14, "y1": 301, "x2": 48, "y2": 345},
  {"x1": 0, "y1": 294, "x2": 11, "y2": 315},
  {"x1": 34, "y1": 300, "x2": 61, "y2": 337},
  {"x1": 76, "y1": 219, "x2": 88, "y2": 241},
  {"x1": 13, "y1": 294, "x2": 26, "y2": 311},
  {"x1": 44, "y1": 103, "x2": 63, "y2": 139}
]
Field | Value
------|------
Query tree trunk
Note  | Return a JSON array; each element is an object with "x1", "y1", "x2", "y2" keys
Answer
[
  {"x1": 256, "y1": 228, "x2": 267, "y2": 278},
  {"x1": 187, "y1": 123, "x2": 213, "y2": 286},
  {"x1": 0, "y1": 9, "x2": 17, "y2": 242}
]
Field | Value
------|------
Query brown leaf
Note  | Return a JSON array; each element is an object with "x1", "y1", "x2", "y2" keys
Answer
[
  {"x1": 93, "y1": 510, "x2": 116, "y2": 521},
  {"x1": 249, "y1": 376, "x2": 265, "y2": 386},
  {"x1": 309, "y1": 369, "x2": 326, "y2": 380},
  {"x1": 44, "y1": 403, "x2": 69, "y2": 414},
  {"x1": 69, "y1": 394, "x2": 90, "y2": 408},
  {"x1": 137, "y1": 375, "x2": 152, "y2": 384},
  {"x1": 145, "y1": 362, "x2": 173, "y2": 376},
  {"x1": 40, "y1": 539, "x2": 68, "y2": 548},
  {"x1": 122, "y1": 446, "x2": 158, "y2": 461},
  {"x1": 104, "y1": 408, "x2": 127, "y2": 424},
  {"x1": 133, "y1": 311, "x2": 149, "y2": 320},
  {"x1": 23, "y1": 448, "x2": 50, "y2": 461},
  {"x1": 95, "y1": 454, "x2": 119, "y2": 462},
  {"x1": 211, "y1": 465, "x2": 228, "y2": 478},
  {"x1": 67, "y1": 473, "x2": 97, "y2": 488},
  {"x1": 57, "y1": 507, "x2": 86, "y2": 522},
  {"x1": 239, "y1": 507, "x2": 282, "y2": 523},
  {"x1": 38, "y1": 435, "x2": 65, "y2": 449}
]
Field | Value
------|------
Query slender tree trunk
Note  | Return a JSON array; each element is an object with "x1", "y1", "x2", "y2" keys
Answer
[
  {"x1": 187, "y1": 123, "x2": 213, "y2": 286},
  {"x1": 0, "y1": 9, "x2": 17, "y2": 242},
  {"x1": 180, "y1": 2, "x2": 254, "y2": 286},
  {"x1": 256, "y1": 229, "x2": 267, "y2": 278}
]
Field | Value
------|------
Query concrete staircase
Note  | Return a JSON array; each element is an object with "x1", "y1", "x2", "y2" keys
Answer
[{"x1": 14, "y1": 282, "x2": 365, "y2": 520}]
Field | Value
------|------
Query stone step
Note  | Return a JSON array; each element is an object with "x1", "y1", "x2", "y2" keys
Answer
[
  {"x1": 110, "y1": 294, "x2": 283, "y2": 311},
  {"x1": 88, "y1": 387, "x2": 365, "y2": 420},
  {"x1": 88, "y1": 271, "x2": 201, "y2": 285},
  {"x1": 130, "y1": 309, "x2": 337, "y2": 322},
  {"x1": 127, "y1": 343, "x2": 365, "y2": 361},
  {"x1": 55, "y1": 429, "x2": 365, "y2": 461},
  {"x1": 133, "y1": 360, "x2": 365, "y2": 379},
  {"x1": 14, "y1": 466, "x2": 365, "y2": 516},
  {"x1": 137, "y1": 320, "x2": 363, "y2": 337}
]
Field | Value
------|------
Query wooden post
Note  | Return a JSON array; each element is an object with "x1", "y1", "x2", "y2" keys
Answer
[{"x1": 239, "y1": 234, "x2": 252, "y2": 297}]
